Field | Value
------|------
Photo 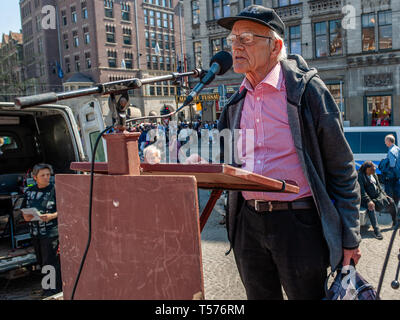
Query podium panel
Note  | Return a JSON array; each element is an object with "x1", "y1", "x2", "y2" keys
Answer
[{"x1": 55, "y1": 174, "x2": 204, "y2": 300}]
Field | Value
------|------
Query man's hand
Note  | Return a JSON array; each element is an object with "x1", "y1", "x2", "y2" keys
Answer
[
  {"x1": 40, "y1": 212, "x2": 57, "y2": 223},
  {"x1": 184, "y1": 154, "x2": 208, "y2": 164},
  {"x1": 342, "y1": 247, "x2": 361, "y2": 266},
  {"x1": 367, "y1": 201, "x2": 375, "y2": 211}
]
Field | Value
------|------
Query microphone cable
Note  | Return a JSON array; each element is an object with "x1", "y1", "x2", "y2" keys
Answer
[{"x1": 70, "y1": 125, "x2": 113, "y2": 300}]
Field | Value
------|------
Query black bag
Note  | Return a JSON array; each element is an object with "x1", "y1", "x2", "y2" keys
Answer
[{"x1": 379, "y1": 158, "x2": 397, "y2": 180}]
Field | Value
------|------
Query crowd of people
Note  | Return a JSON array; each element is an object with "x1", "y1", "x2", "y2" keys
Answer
[
  {"x1": 129, "y1": 119, "x2": 219, "y2": 163},
  {"x1": 358, "y1": 134, "x2": 400, "y2": 240}
]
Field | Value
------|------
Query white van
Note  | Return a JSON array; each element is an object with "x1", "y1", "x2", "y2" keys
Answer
[{"x1": 343, "y1": 126, "x2": 400, "y2": 173}]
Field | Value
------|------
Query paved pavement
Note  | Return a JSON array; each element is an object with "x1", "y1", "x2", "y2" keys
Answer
[
  {"x1": 198, "y1": 189, "x2": 400, "y2": 300},
  {"x1": 1, "y1": 189, "x2": 399, "y2": 300}
]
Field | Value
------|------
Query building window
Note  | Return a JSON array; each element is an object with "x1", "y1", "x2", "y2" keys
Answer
[
  {"x1": 329, "y1": 20, "x2": 342, "y2": 56},
  {"x1": 378, "y1": 10, "x2": 392, "y2": 50},
  {"x1": 165, "y1": 34, "x2": 170, "y2": 50},
  {"x1": 124, "y1": 52, "x2": 133, "y2": 69},
  {"x1": 61, "y1": 10, "x2": 67, "y2": 26},
  {"x1": 106, "y1": 25, "x2": 116, "y2": 43},
  {"x1": 121, "y1": 2, "x2": 131, "y2": 21},
  {"x1": 36, "y1": 15, "x2": 41, "y2": 32},
  {"x1": 158, "y1": 34, "x2": 163, "y2": 49},
  {"x1": 147, "y1": 55, "x2": 151, "y2": 69},
  {"x1": 166, "y1": 56, "x2": 171, "y2": 71},
  {"x1": 171, "y1": 35, "x2": 175, "y2": 52},
  {"x1": 123, "y1": 27, "x2": 132, "y2": 45},
  {"x1": 151, "y1": 32, "x2": 156, "y2": 49},
  {"x1": 211, "y1": 37, "x2": 227, "y2": 56},
  {"x1": 169, "y1": 14, "x2": 174, "y2": 30},
  {"x1": 75, "y1": 55, "x2": 80, "y2": 72},
  {"x1": 108, "y1": 50, "x2": 117, "y2": 68},
  {"x1": 63, "y1": 34, "x2": 69, "y2": 50},
  {"x1": 315, "y1": 22, "x2": 327, "y2": 57},
  {"x1": 244, "y1": 0, "x2": 263, "y2": 6},
  {"x1": 152, "y1": 56, "x2": 158, "y2": 69},
  {"x1": 314, "y1": 20, "x2": 342, "y2": 58},
  {"x1": 278, "y1": 0, "x2": 300, "y2": 6},
  {"x1": 37, "y1": 37, "x2": 43, "y2": 54},
  {"x1": 39, "y1": 61, "x2": 45, "y2": 76},
  {"x1": 73, "y1": 30, "x2": 79, "y2": 47},
  {"x1": 144, "y1": 9, "x2": 148, "y2": 25},
  {"x1": 367, "y1": 95, "x2": 392, "y2": 126},
  {"x1": 326, "y1": 83, "x2": 345, "y2": 118},
  {"x1": 213, "y1": 0, "x2": 221, "y2": 19},
  {"x1": 85, "y1": 52, "x2": 91, "y2": 69},
  {"x1": 192, "y1": 1, "x2": 200, "y2": 25},
  {"x1": 65, "y1": 57, "x2": 71, "y2": 73},
  {"x1": 362, "y1": 13, "x2": 375, "y2": 52},
  {"x1": 82, "y1": 1, "x2": 88, "y2": 19},
  {"x1": 193, "y1": 41, "x2": 202, "y2": 67},
  {"x1": 104, "y1": 0, "x2": 114, "y2": 18},
  {"x1": 71, "y1": 6, "x2": 77, "y2": 23},
  {"x1": 84, "y1": 27, "x2": 90, "y2": 44},
  {"x1": 145, "y1": 32, "x2": 150, "y2": 47},
  {"x1": 159, "y1": 56, "x2": 164, "y2": 70},
  {"x1": 213, "y1": 0, "x2": 230, "y2": 20},
  {"x1": 288, "y1": 25, "x2": 301, "y2": 55},
  {"x1": 156, "y1": 11, "x2": 162, "y2": 28},
  {"x1": 163, "y1": 13, "x2": 168, "y2": 28},
  {"x1": 150, "y1": 10, "x2": 155, "y2": 27}
]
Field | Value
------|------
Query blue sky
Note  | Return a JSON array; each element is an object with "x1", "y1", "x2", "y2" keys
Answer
[{"x1": 0, "y1": 1, "x2": 22, "y2": 35}]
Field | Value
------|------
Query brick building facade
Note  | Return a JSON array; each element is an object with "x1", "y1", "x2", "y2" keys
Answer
[{"x1": 184, "y1": 0, "x2": 400, "y2": 126}]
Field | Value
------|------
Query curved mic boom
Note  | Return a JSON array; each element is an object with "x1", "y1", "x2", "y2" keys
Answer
[{"x1": 182, "y1": 51, "x2": 233, "y2": 107}]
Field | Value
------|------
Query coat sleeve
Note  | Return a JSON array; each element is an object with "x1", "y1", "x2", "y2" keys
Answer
[
  {"x1": 358, "y1": 173, "x2": 371, "y2": 208},
  {"x1": 304, "y1": 77, "x2": 361, "y2": 249}
]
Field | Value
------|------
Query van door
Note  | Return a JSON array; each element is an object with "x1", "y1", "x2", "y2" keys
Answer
[{"x1": 78, "y1": 101, "x2": 107, "y2": 162}]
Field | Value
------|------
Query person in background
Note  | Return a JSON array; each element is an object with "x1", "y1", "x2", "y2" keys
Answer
[
  {"x1": 384, "y1": 134, "x2": 400, "y2": 210},
  {"x1": 21, "y1": 163, "x2": 62, "y2": 297},
  {"x1": 143, "y1": 145, "x2": 162, "y2": 164},
  {"x1": 358, "y1": 161, "x2": 397, "y2": 239}
]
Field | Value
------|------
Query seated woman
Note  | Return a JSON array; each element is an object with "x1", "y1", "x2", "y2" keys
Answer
[{"x1": 358, "y1": 161, "x2": 398, "y2": 240}]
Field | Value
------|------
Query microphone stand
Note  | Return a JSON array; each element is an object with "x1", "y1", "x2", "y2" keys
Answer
[
  {"x1": 14, "y1": 68, "x2": 204, "y2": 131},
  {"x1": 376, "y1": 219, "x2": 400, "y2": 299}
]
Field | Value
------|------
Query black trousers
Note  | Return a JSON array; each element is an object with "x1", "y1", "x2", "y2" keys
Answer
[
  {"x1": 233, "y1": 202, "x2": 329, "y2": 300},
  {"x1": 374, "y1": 197, "x2": 398, "y2": 224},
  {"x1": 32, "y1": 236, "x2": 62, "y2": 293}
]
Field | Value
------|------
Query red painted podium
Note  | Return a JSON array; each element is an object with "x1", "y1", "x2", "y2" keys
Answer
[{"x1": 55, "y1": 132, "x2": 298, "y2": 300}]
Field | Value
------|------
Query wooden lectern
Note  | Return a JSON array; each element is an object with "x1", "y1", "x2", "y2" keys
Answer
[{"x1": 56, "y1": 132, "x2": 298, "y2": 300}]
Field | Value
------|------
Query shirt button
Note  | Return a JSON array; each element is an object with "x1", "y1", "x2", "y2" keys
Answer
[
  {"x1": 256, "y1": 118, "x2": 260, "y2": 123},
  {"x1": 257, "y1": 160, "x2": 261, "y2": 164},
  {"x1": 258, "y1": 142, "x2": 262, "y2": 146},
  {"x1": 257, "y1": 97, "x2": 260, "y2": 101}
]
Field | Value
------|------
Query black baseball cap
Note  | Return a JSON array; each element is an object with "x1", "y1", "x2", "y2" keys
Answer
[{"x1": 217, "y1": 5, "x2": 285, "y2": 38}]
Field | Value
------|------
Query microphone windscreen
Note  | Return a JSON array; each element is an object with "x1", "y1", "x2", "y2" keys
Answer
[{"x1": 210, "y1": 51, "x2": 233, "y2": 75}]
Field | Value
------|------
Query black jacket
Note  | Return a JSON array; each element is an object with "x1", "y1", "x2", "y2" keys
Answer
[{"x1": 358, "y1": 171, "x2": 387, "y2": 208}]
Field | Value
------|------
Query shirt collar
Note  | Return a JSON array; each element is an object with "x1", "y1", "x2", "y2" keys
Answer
[{"x1": 239, "y1": 62, "x2": 284, "y2": 93}]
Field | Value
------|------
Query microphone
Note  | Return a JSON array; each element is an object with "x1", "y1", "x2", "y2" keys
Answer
[{"x1": 182, "y1": 51, "x2": 232, "y2": 107}]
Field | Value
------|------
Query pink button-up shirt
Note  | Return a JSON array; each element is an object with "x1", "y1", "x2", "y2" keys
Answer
[{"x1": 238, "y1": 62, "x2": 312, "y2": 201}]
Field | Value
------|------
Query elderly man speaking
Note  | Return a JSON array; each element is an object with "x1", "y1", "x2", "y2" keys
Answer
[{"x1": 217, "y1": 5, "x2": 361, "y2": 300}]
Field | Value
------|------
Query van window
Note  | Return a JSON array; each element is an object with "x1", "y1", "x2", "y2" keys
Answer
[
  {"x1": 345, "y1": 131, "x2": 396, "y2": 154},
  {"x1": 361, "y1": 132, "x2": 395, "y2": 153},
  {"x1": 89, "y1": 131, "x2": 106, "y2": 162},
  {"x1": 344, "y1": 132, "x2": 361, "y2": 153}
]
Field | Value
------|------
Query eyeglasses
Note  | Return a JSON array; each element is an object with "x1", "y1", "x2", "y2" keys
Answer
[{"x1": 226, "y1": 32, "x2": 273, "y2": 47}]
